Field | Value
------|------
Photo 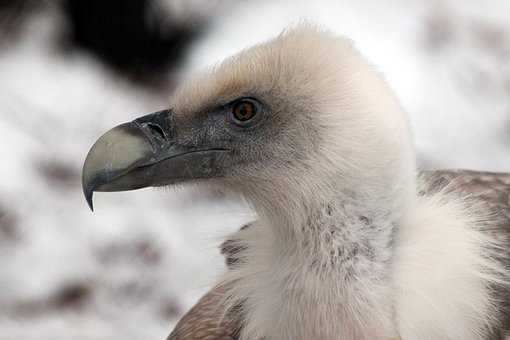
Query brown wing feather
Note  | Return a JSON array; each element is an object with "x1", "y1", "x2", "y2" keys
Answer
[
  {"x1": 420, "y1": 170, "x2": 510, "y2": 224},
  {"x1": 167, "y1": 283, "x2": 240, "y2": 340},
  {"x1": 167, "y1": 170, "x2": 510, "y2": 340}
]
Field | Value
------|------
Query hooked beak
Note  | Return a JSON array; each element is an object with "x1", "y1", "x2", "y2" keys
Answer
[{"x1": 82, "y1": 109, "x2": 228, "y2": 211}]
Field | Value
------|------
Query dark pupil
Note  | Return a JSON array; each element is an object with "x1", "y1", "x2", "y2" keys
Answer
[{"x1": 235, "y1": 102, "x2": 254, "y2": 121}]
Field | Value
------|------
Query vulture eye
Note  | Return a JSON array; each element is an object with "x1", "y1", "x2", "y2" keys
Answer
[{"x1": 231, "y1": 99, "x2": 258, "y2": 124}]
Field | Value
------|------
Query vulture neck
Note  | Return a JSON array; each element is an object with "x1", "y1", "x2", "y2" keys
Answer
[
  {"x1": 250, "y1": 175, "x2": 401, "y2": 254},
  {"x1": 233, "y1": 175, "x2": 404, "y2": 339}
]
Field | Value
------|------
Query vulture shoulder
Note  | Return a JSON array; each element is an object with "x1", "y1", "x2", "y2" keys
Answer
[{"x1": 167, "y1": 170, "x2": 510, "y2": 340}]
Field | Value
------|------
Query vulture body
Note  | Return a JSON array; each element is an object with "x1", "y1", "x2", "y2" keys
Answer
[
  {"x1": 82, "y1": 26, "x2": 510, "y2": 340},
  {"x1": 169, "y1": 170, "x2": 510, "y2": 340}
]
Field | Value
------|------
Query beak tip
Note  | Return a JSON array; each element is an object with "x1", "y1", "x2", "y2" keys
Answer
[{"x1": 83, "y1": 185, "x2": 95, "y2": 212}]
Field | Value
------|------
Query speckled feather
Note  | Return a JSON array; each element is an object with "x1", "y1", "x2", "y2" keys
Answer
[{"x1": 167, "y1": 170, "x2": 510, "y2": 340}]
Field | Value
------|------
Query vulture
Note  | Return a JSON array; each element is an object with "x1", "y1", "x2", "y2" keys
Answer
[{"x1": 82, "y1": 25, "x2": 510, "y2": 340}]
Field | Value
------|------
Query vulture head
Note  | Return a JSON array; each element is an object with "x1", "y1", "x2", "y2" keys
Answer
[{"x1": 83, "y1": 25, "x2": 414, "y2": 225}]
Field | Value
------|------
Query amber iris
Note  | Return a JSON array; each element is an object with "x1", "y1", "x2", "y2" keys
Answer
[{"x1": 232, "y1": 100, "x2": 257, "y2": 122}]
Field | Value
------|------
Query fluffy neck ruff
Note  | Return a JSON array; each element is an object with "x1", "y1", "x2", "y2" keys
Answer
[
  {"x1": 220, "y1": 170, "x2": 506, "y2": 340},
  {"x1": 221, "y1": 169, "x2": 409, "y2": 340}
]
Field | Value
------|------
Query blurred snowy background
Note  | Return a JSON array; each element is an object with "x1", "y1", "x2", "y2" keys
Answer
[{"x1": 0, "y1": 0, "x2": 509, "y2": 339}]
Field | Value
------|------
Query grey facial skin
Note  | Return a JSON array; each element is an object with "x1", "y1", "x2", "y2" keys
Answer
[{"x1": 82, "y1": 109, "x2": 229, "y2": 211}]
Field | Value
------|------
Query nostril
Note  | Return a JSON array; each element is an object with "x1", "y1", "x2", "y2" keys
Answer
[{"x1": 146, "y1": 123, "x2": 166, "y2": 141}]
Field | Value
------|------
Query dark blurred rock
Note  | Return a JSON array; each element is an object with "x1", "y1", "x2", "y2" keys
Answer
[
  {"x1": 59, "y1": 0, "x2": 205, "y2": 87},
  {"x1": 0, "y1": 0, "x2": 42, "y2": 42},
  {"x1": 96, "y1": 237, "x2": 163, "y2": 266},
  {"x1": 423, "y1": 8, "x2": 455, "y2": 51},
  {"x1": 0, "y1": 202, "x2": 21, "y2": 242},
  {"x1": 116, "y1": 280, "x2": 154, "y2": 302},
  {"x1": 10, "y1": 281, "x2": 93, "y2": 317},
  {"x1": 472, "y1": 22, "x2": 510, "y2": 59},
  {"x1": 36, "y1": 159, "x2": 79, "y2": 190},
  {"x1": 135, "y1": 239, "x2": 163, "y2": 265},
  {"x1": 9, "y1": 300, "x2": 47, "y2": 318},
  {"x1": 51, "y1": 281, "x2": 93, "y2": 310},
  {"x1": 159, "y1": 297, "x2": 181, "y2": 320}
]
